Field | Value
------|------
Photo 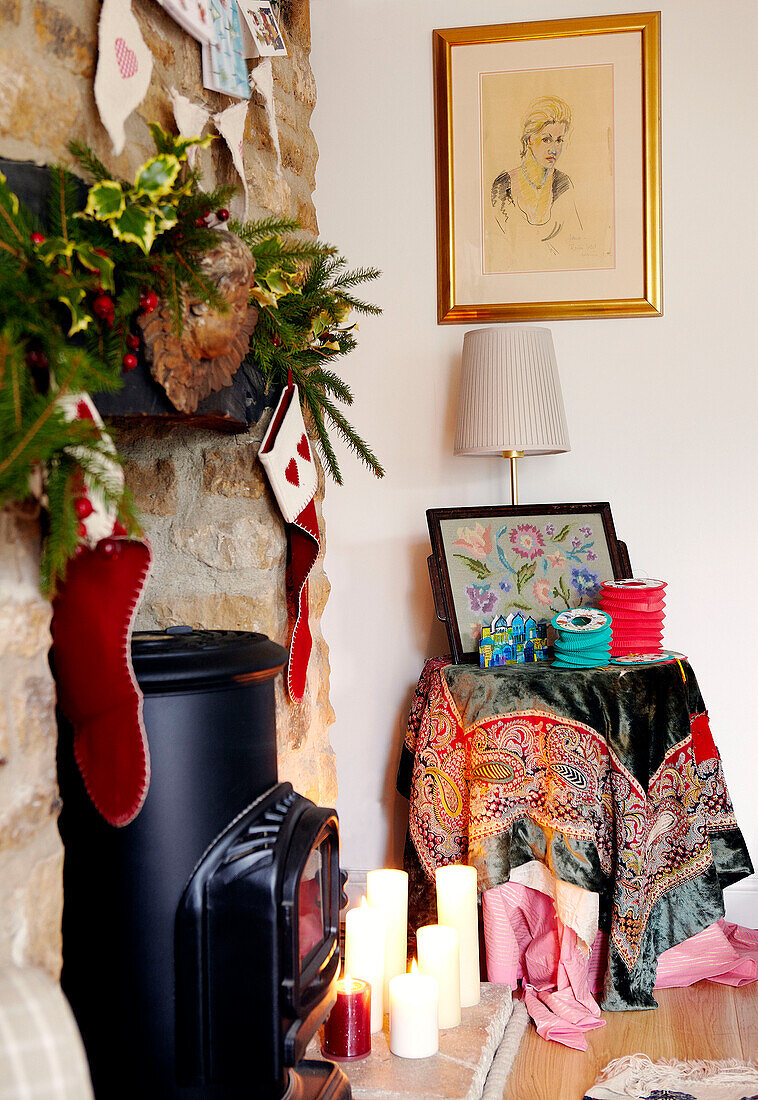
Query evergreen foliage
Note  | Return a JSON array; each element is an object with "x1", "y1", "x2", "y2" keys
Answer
[{"x1": 0, "y1": 125, "x2": 383, "y2": 595}]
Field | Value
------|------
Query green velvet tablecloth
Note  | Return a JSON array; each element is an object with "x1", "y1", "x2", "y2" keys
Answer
[{"x1": 398, "y1": 656, "x2": 753, "y2": 1010}]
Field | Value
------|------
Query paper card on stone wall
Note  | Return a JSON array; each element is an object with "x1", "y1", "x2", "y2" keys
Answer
[
  {"x1": 248, "y1": 58, "x2": 281, "y2": 174},
  {"x1": 94, "y1": 0, "x2": 154, "y2": 156},
  {"x1": 154, "y1": 0, "x2": 213, "y2": 44},
  {"x1": 169, "y1": 88, "x2": 212, "y2": 166},
  {"x1": 201, "y1": 0, "x2": 251, "y2": 99},
  {"x1": 214, "y1": 100, "x2": 250, "y2": 216},
  {"x1": 237, "y1": 1, "x2": 287, "y2": 58}
]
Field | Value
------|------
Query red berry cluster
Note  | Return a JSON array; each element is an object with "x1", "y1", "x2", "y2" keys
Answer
[
  {"x1": 196, "y1": 208, "x2": 230, "y2": 228},
  {"x1": 139, "y1": 289, "x2": 158, "y2": 313},
  {"x1": 93, "y1": 294, "x2": 115, "y2": 327}
]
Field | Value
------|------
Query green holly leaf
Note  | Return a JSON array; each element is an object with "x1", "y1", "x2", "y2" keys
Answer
[
  {"x1": 110, "y1": 205, "x2": 156, "y2": 254},
  {"x1": 58, "y1": 287, "x2": 92, "y2": 336},
  {"x1": 154, "y1": 203, "x2": 179, "y2": 233},
  {"x1": 0, "y1": 171, "x2": 19, "y2": 215},
  {"x1": 147, "y1": 122, "x2": 214, "y2": 159},
  {"x1": 84, "y1": 180, "x2": 125, "y2": 221},
  {"x1": 74, "y1": 242, "x2": 115, "y2": 291},
  {"x1": 264, "y1": 270, "x2": 299, "y2": 299},
  {"x1": 134, "y1": 155, "x2": 181, "y2": 200},
  {"x1": 36, "y1": 236, "x2": 75, "y2": 265},
  {"x1": 453, "y1": 553, "x2": 491, "y2": 580},
  {"x1": 250, "y1": 285, "x2": 279, "y2": 308}
]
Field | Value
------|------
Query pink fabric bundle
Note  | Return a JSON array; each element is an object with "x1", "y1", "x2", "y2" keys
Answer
[{"x1": 483, "y1": 879, "x2": 758, "y2": 1050}]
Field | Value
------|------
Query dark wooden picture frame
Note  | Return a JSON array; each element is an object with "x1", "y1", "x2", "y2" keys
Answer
[{"x1": 427, "y1": 502, "x2": 631, "y2": 663}]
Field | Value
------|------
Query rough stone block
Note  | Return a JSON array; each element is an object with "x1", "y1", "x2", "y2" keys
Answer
[
  {"x1": 0, "y1": 51, "x2": 82, "y2": 159},
  {"x1": 12, "y1": 673, "x2": 56, "y2": 757},
  {"x1": 0, "y1": 0, "x2": 21, "y2": 25},
  {"x1": 144, "y1": 593, "x2": 286, "y2": 641},
  {"x1": 123, "y1": 457, "x2": 178, "y2": 516},
  {"x1": 33, "y1": 1, "x2": 96, "y2": 78},
  {"x1": 308, "y1": 984, "x2": 513, "y2": 1100},
  {"x1": 14, "y1": 846, "x2": 64, "y2": 977},
  {"x1": 172, "y1": 513, "x2": 286, "y2": 571},
  {"x1": 0, "y1": 780, "x2": 59, "y2": 855},
  {"x1": 202, "y1": 446, "x2": 268, "y2": 499},
  {"x1": 0, "y1": 601, "x2": 51, "y2": 658}
]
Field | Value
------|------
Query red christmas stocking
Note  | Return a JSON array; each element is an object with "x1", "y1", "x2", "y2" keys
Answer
[
  {"x1": 259, "y1": 377, "x2": 319, "y2": 701},
  {"x1": 52, "y1": 538, "x2": 152, "y2": 826},
  {"x1": 50, "y1": 394, "x2": 152, "y2": 827}
]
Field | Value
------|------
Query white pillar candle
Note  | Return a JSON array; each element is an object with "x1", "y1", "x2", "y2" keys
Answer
[
  {"x1": 366, "y1": 868, "x2": 408, "y2": 1006},
  {"x1": 389, "y1": 961, "x2": 438, "y2": 1059},
  {"x1": 435, "y1": 864, "x2": 480, "y2": 1007},
  {"x1": 416, "y1": 924, "x2": 460, "y2": 1029},
  {"x1": 344, "y1": 897, "x2": 387, "y2": 1033}
]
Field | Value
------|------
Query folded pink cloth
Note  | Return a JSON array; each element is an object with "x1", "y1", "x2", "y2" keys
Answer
[
  {"x1": 655, "y1": 919, "x2": 758, "y2": 988},
  {"x1": 483, "y1": 881, "x2": 605, "y2": 1050},
  {"x1": 483, "y1": 881, "x2": 758, "y2": 1049}
]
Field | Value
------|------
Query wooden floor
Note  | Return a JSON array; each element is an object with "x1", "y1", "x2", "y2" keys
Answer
[{"x1": 502, "y1": 980, "x2": 758, "y2": 1100}]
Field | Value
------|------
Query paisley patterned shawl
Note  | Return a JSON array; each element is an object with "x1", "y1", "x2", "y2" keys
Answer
[{"x1": 401, "y1": 658, "x2": 753, "y2": 1009}]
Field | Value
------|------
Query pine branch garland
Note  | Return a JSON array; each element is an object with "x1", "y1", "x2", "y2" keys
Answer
[{"x1": 1, "y1": 123, "x2": 385, "y2": 595}]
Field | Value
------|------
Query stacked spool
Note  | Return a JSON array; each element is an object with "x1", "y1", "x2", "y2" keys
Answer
[
  {"x1": 551, "y1": 608, "x2": 612, "y2": 669},
  {"x1": 599, "y1": 578, "x2": 667, "y2": 657}
]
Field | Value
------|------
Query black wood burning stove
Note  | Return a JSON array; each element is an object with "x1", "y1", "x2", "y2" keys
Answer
[{"x1": 58, "y1": 628, "x2": 350, "y2": 1100}]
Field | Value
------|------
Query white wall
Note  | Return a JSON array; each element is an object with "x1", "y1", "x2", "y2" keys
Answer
[{"x1": 310, "y1": 0, "x2": 758, "y2": 923}]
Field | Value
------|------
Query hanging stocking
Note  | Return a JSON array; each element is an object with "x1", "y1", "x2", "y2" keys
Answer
[
  {"x1": 50, "y1": 395, "x2": 152, "y2": 827},
  {"x1": 259, "y1": 376, "x2": 319, "y2": 701}
]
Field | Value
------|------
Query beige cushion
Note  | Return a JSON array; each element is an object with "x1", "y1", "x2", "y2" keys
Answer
[{"x1": 0, "y1": 967, "x2": 93, "y2": 1099}]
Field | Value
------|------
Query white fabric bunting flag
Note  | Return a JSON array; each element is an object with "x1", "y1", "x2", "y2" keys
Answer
[
  {"x1": 94, "y1": 0, "x2": 154, "y2": 156},
  {"x1": 248, "y1": 58, "x2": 281, "y2": 174}
]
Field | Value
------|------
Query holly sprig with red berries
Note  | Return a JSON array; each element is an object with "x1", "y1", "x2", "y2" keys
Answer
[{"x1": 0, "y1": 125, "x2": 237, "y2": 593}]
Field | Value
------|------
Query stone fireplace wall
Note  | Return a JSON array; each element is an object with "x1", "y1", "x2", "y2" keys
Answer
[{"x1": 0, "y1": 0, "x2": 336, "y2": 978}]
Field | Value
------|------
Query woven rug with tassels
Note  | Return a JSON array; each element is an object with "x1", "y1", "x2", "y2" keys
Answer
[{"x1": 583, "y1": 1054, "x2": 758, "y2": 1100}]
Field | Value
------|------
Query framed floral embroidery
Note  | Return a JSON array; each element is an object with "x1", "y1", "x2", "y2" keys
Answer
[{"x1": 427, "y1": 503, "x2": 630, "y2": 663}]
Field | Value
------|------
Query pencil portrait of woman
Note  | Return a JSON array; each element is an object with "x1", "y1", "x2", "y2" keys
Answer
[{"x1": 489, "y1": 96, "x2": 584, "y2": 269}]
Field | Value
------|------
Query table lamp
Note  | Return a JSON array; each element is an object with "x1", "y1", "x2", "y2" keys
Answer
[{"x1": 453, "y1": 326, "x2": 570, "y2": 504}]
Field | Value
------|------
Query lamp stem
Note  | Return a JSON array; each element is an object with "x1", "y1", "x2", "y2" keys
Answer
[{"x1": 503, "y1": 450, "x2": 523, "y2": 506}]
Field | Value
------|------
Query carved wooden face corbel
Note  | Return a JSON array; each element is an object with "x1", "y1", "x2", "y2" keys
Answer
[{"x1": 138, "y1": 230, "x2": 259, "y2": 414}]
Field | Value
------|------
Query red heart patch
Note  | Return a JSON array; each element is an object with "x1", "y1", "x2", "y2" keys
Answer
[
  {"x1": 285, "y1": 458, "x2": 299, "y2": 487},
  {"x1": 115, "y1": 37, "x2": 138, "y2": 79},
  {"x1": 297, "y1": 434, "x2": 311, "y2": 462}
]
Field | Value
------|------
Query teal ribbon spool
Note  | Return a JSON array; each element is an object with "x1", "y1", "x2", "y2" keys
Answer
[{"x1": 552, "y1": 608, "x2": 611, "y2": 669}]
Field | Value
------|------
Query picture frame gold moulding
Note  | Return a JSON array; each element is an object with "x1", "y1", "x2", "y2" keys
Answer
[{"x1": 433, "y1": 11, "x2": 662, "y2": 323}]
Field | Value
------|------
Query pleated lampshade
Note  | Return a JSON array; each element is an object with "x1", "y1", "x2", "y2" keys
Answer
[{"x1": 454, "y1": 327, "x2": 570, "y2": 456}]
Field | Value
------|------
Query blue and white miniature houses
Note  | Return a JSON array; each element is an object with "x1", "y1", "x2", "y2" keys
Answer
[{"x1": 479, "y1": 612, "x2": 549, "y2": 668}]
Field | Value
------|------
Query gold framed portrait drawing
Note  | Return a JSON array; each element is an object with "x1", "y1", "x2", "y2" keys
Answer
[{"x1": 434, "y1": 12, "x2": 662, "y2": 323}]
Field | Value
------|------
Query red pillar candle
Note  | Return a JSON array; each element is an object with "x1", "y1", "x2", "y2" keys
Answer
[{"x1": 322, "y1": 977, "x2": 371, "y2": 1061}]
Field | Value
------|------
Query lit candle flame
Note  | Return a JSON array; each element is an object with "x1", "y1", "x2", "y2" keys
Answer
[{"x1": 410, "y1": 958, "x2": 418, "y2": 975}]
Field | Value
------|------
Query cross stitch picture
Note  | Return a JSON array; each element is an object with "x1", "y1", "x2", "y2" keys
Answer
[
  {"x1": 427, "y1": 504, "x2": 628, "y2": 662},
  {"x1": 237, "y1": 0, "x2": 287, "y2": 57}
]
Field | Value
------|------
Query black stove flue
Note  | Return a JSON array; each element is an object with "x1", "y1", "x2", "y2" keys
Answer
[{"x1": 58, "y1": 628, "x2": 350, "y2": 1100}]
